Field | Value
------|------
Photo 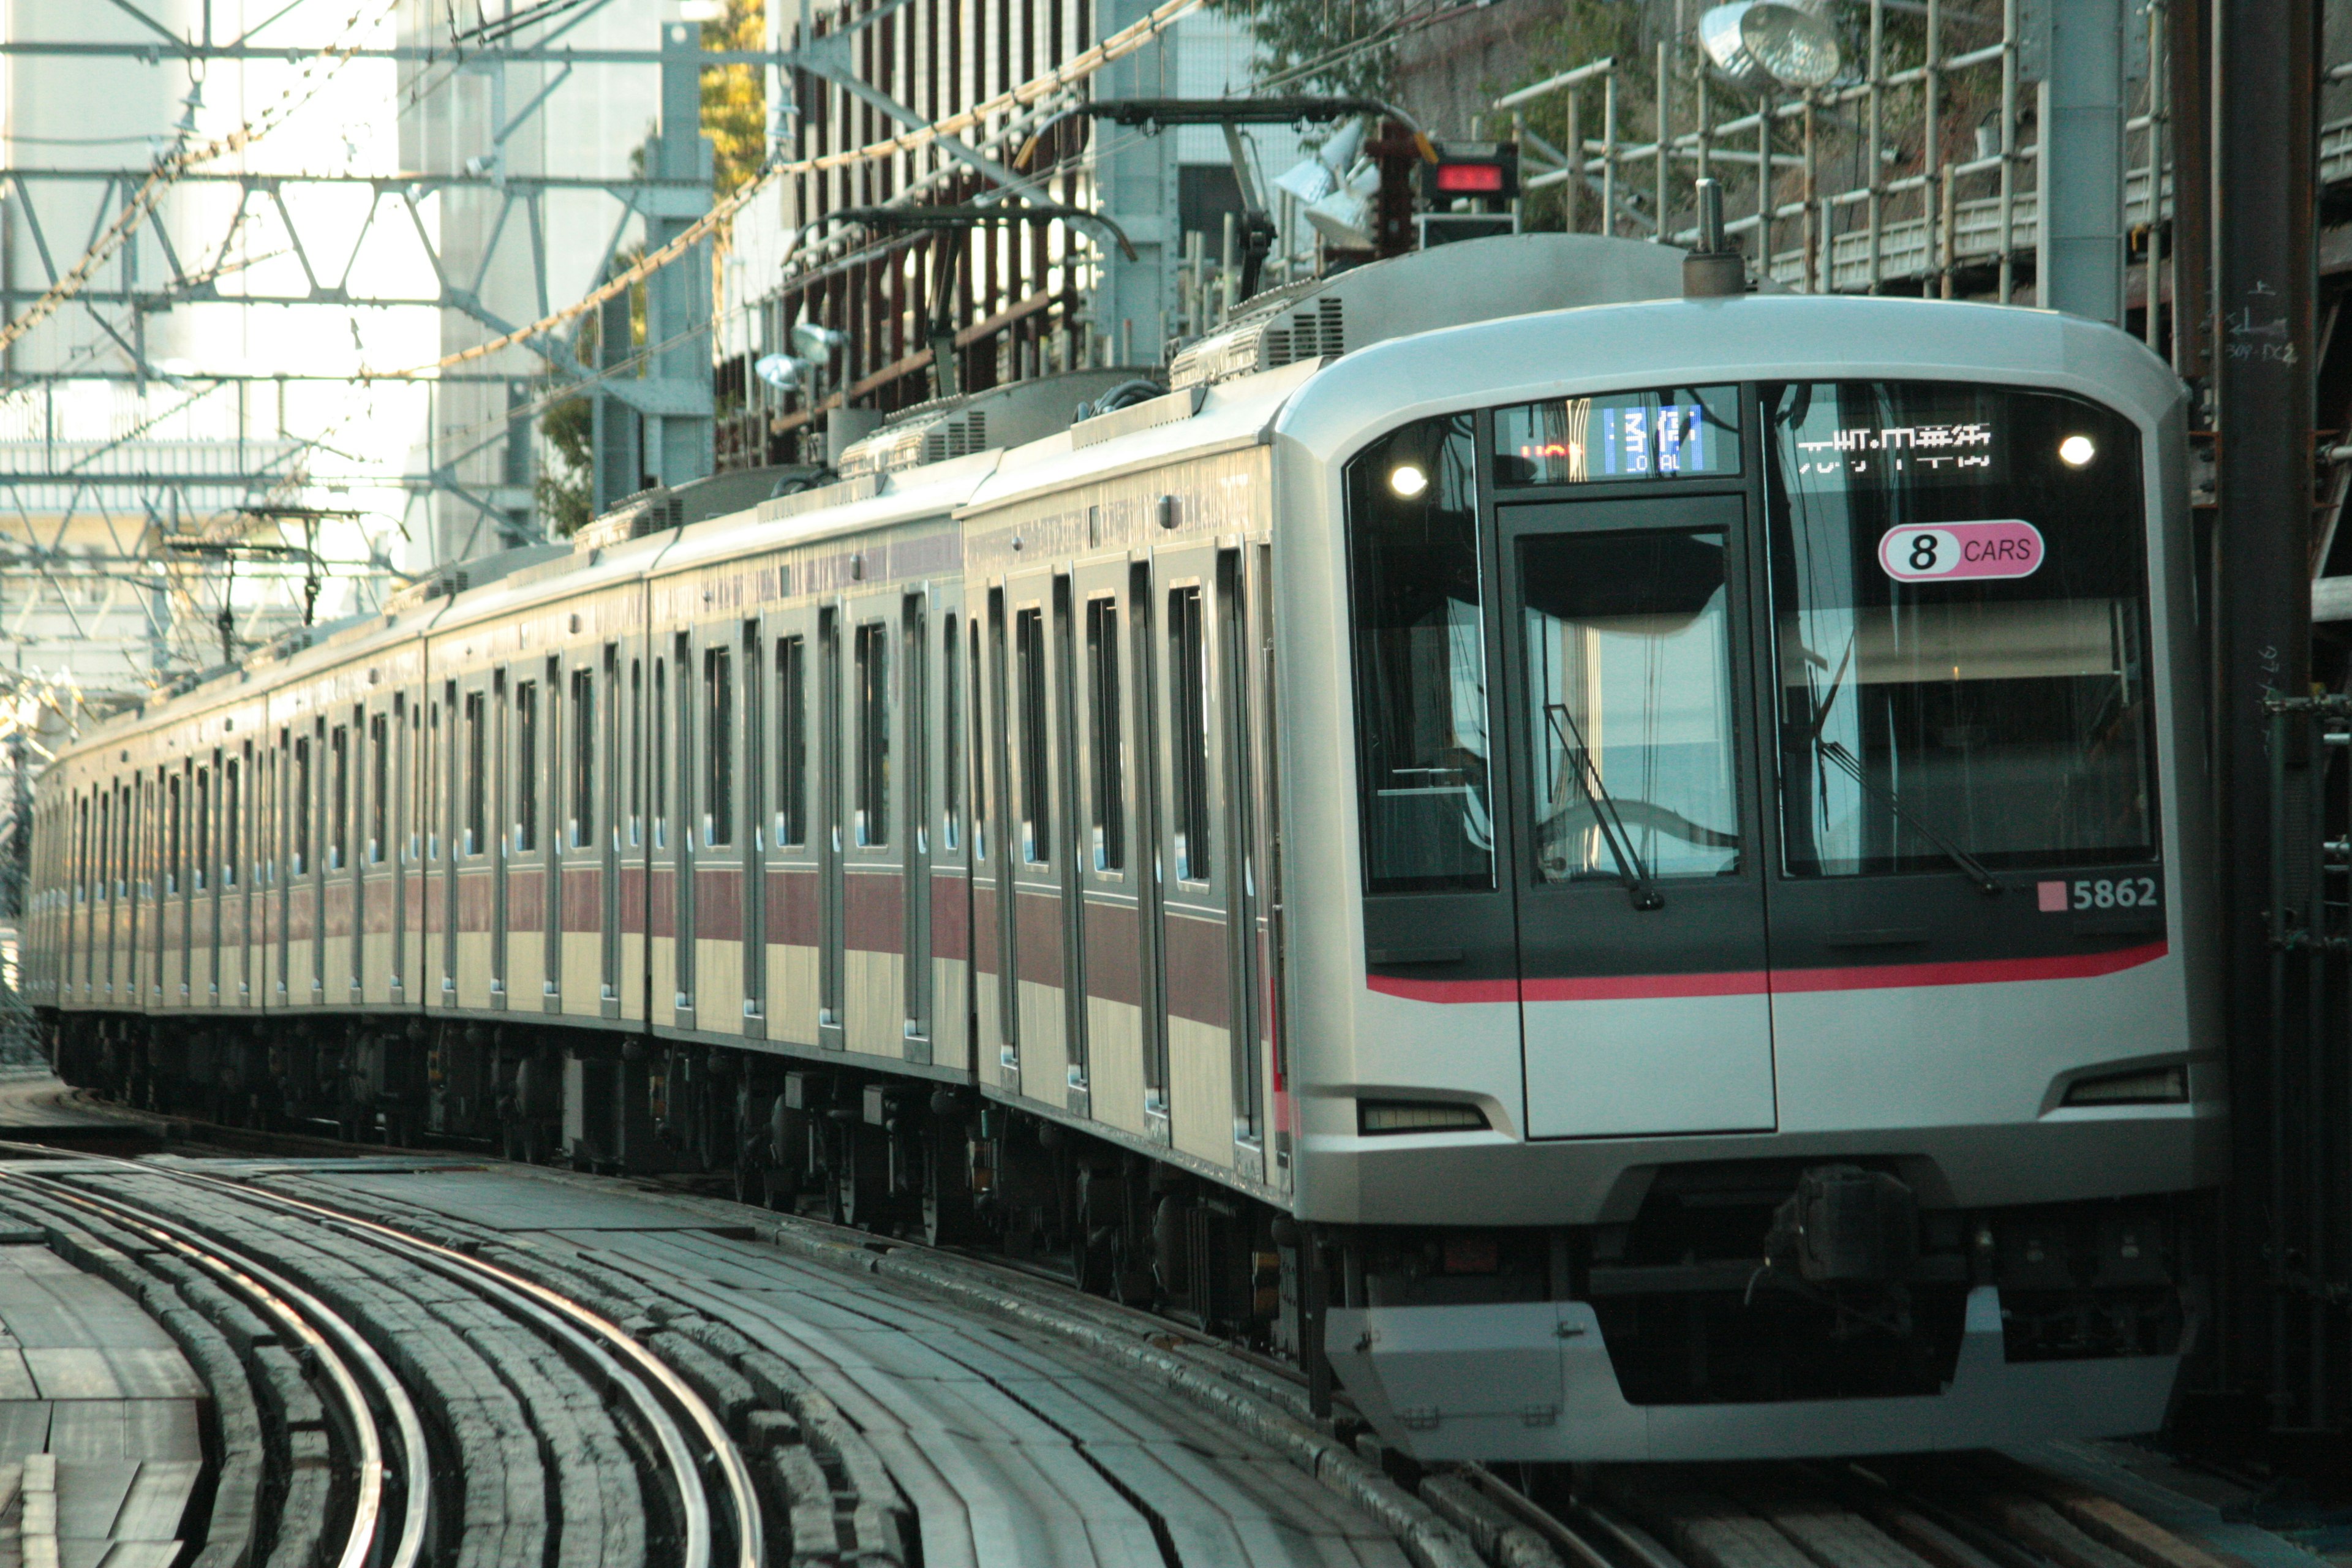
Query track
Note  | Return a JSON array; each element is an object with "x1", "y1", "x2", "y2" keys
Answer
[
  {"x1": 0, "y1": 1147, "x2": 758, "y2": 1568},
  {"x1": 0, "y1": 1087, "x2": 2272, "y2": 1568}
]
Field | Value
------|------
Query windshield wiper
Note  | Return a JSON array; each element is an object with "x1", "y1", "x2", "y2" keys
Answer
[
  {"x1": 1816, "y1": 740, "x2": 2000, "y2": 896},
  {"x1": 1544, "y1": 703, "x2": 1664, "y2": 911}
]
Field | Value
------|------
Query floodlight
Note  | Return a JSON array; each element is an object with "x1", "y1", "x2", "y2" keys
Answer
[
  {"x1": 791, "y1": 322, "x2": 846, "y2": 358},
  {"x1": 755, "y1": 353, "x2": 810, "y2": 390},
  {"x1": 1698, "y1": 1, "x2": 1842, "y2": 94},
  {"x1": 1274, "y1": 116, "x2": 1370, "y2": 206}
]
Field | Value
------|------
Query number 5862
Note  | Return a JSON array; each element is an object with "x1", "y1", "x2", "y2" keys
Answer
[{"x1": 2075, "y1": 877, "x2": 2158, "y2": 910}]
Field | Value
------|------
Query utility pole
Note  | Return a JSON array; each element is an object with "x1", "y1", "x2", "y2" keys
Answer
[{"x1": 2212, "y1": 0, "x2": 2316, "y2": 1434}]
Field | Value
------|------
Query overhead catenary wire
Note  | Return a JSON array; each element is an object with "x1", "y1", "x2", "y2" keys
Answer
[
  {"x1": 374, "y1": 0, "x2": 1207, "y2": 380},
  {"x1": 0, "y1": 0, "x2": 401, "y2": 358}
]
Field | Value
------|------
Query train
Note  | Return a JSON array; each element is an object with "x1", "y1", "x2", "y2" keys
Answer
[{"x1": 21, "y1": 232, "x2": 2218, "y2": 1461}]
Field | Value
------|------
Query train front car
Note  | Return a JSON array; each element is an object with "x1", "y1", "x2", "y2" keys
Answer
[{"x1": 1276, "y1": 293, "x2": 2216, "y2": 1461}]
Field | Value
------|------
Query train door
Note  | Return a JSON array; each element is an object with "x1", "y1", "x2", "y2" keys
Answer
[
  {"x1": 1217, "y1": 549, "x2": 1268, "y2": 1175},
  {"x1": 492, "y1": 670, "x2": 511, "y2": 1008},
  {"x1": 392, "y1": 696, "x2": 412, "y2": 1005},
  {"x1": 1128, "y1": 566, "x2": 1171, "y2": 1142},
  {"x1": 843, "y1": 594, "x2": 900, "y2": 1056},
  {"x1": 671, "y1": 631, "x2": 696, "y2": 1030},
  {"x1": 539, "y1": 656, "x2": 564, "y2": 1011},
  {"x1": 1006, "y1": 571, "x2": 1072, "y2": 1102},
  {"x1": 618, "y1": 642, "x2": 649, "y2": 1024},
  {"x1": 929, "y1": 599, "x2": 971, "y2": 1074},
  {"x1": 1072, "y1": 559, "x2": 1141, "y2": 1131},
  {"x1": 900, "y1": 591, "x2": 932, "y2": 1064},
  {"x1": 982, "y1": 590, "x2": 1019, "y2": 1094},
  {"x1": 740, "y1": 619, "x2": 766, "y2": 1040},
  {"x1": 761, "y1": 609, "x2": 816, "y2": 1044},
  {"x1": 693, "y1": 625, "x2": 743, "y2": 1030},
  {"x1": 1498, "y1": 495, "x2": 1776, "y2": 1137},
  {"x1": 601, "y1": 643, "x2": 624, "y2": 1020},
  {"x1": 816, "y1": 606, "x2": 845, "y2": 1051}
]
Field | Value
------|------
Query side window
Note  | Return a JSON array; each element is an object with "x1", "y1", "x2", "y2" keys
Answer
[
  {"x1": 652, "y1": 657, "x2": 669, "y2": 849},
  {"x1": 571, "y1": 666, "x2": 595, "y2": 847},
  {"x1": 942, "y1": 613, "x2": 962, "y2": 851},
  {"x1": 193, "y1": 764, "x2": 210, "y2": 891},
  {"x1": 630, "y1": 658, "x2": 645, "y2": 845},
  {"x1": 777, "y1": 636, "x2": 807, "y2": 847},
  {"x1": 854, "y1": 621, "x2": 890, "y2": 848},
  {"x1": 464, "y1": 692, "x2": 486, "y2": 856},
  {"x1": 1169, "y1": 585, "x2": 1212, "y2": 882},
  {"x1": 293, "y1": 734, "x2": 312, "y2": 876},
  {"x1": 1015, "y1": 606, "x2": 1048, "y2": 865},
  {"x1": 1085, "y1": 597, "x2": 1124, "y2": 872},
  {"x1": 515, "y1": 677, "x2": 538, "y2": 853},
  {"x1": 225, "y1": 755, "x2": 241, "y2": 887},
  {"x1": 704, "y1": 645, "x2": 734, "y2": 847},
  {"x1": 330, "y1": 722, "x2": 349, "y2": 871},
  {"x1": 970, "y1": 616, "x2": 989, "y2": 862},
  {"x1": 369, "y1": 712, "x2": 389, "y2": 863}
]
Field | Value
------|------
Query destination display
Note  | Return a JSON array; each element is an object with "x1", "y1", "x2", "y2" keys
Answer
[{"x1": 1493, "y1": 385, "x2": 1741, "y2": 485}]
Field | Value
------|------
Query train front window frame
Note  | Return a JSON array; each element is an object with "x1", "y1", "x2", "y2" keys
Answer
[{"x1": 1763, "y1": 380, "x2": 2157, "y2": 880}]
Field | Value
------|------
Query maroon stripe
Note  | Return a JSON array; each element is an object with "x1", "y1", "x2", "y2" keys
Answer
[
  {"x1": 457, "y1": 869, "x2": 493, "y2": 933},
  {"x1": 620, "y1": 864, "x2": 647, "y2": 935},
  {"x1": 1164, "y1": 911, "x2": 1228, "y2": 1028},
  {"x1": 930, "y1": 870, "x2": 969, "y2": 962},
  {"x1": 972, "y1": 883, "x2": 1000, "y2": 976},
  {"x1": 696, "y1": 866, "x2": 744, "y2": 943},
  {"x1": 508, "y1": 867, "x2": 545, "y2": 930},
  {"x1": 363, "y1": 878, "x2": 394, "y2": 936},
  {"x1": 561, "y1": 866, "x2": 600, "y2": 933},
  {"x1": 1014, "y1": 889, "x2": 1063, "y2": 989},
  {"x1": 846, "y1": 872, "x2": 902, "y2": 955},
  {"x1": 769, "y1": 867, "x2": 818, "y2": 946},
  {"x1": 1082, "y1": 899, "x2": 1140, "y2": 1006},
  {"x1": 647, "y1": 866, "x2": 674, "y2": 939}
]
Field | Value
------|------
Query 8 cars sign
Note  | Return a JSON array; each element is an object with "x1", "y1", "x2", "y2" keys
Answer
[{"x1": 1877, "y1": 519, "x2": 2045, "y2": 582}]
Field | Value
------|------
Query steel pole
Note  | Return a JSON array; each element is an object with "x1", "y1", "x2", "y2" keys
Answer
[{"x1": 2214, "y1": 0, "x2": 2316, "y2": 1434}]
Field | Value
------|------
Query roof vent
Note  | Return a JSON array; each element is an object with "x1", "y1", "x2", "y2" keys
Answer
[
  {"x1": 832, "y1": 368, "x2": 1158, "y2": 478},
  {"x1": 1166, "y1": 233, "x2": 1698, "y2": 391}
]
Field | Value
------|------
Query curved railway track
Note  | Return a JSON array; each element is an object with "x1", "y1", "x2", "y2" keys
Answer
[
  {"x1": 0, "y1": 1089, "x2": 2259, "y2": 1568},
  {"x1": 0, "y1": 1145, "x2": 759, "y2": 1568}
]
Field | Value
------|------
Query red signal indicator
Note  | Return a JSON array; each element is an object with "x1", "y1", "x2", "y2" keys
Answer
[{"x1": 1434, "y1": 162, "x2": 1506, "y2": 194}]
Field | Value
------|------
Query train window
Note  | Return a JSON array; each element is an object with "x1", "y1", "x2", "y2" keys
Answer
[
  {"x1": 1520, "y1": 530, "x2": 1740, "y2": 882},
  {"x1": 293, "y1": 736, "x2": 312, "y2": 876},
  {"x1": 704, "y1": 647, "x2": 734, "y2": 848},
  {"x1": 369, "y1": 712, "x2": 389, "y2": 864},
  {"x1": 653, "y1": 658, "x2": 671, "y2": 849},
  {"x1": 941, "y1": 614, "x2": 960, "y2": 851},
  {"x1": 1344, "y1": 412, "x2": 1493, "y2": 894},
  {"x1": 516, "y1": 679, "x2": 539, "y2": 854},
  {"x1": 571, "y1": 668, "x2": 595, "y2": 848},
  {"x1": 1014, "y1": 608, "x2": 1047, "y2": 865},
  {"x1": 970, "y1": 616, "x2": 989, "y2": 862},
  {"x1": 1765, "y1": 381, "x2": 2155, "y2": 875},
  {"x1": 331, "y1": 724, "x2": 351, "y2": 872},
  {"x1": 428, "y1": 694, "x2": 444, "y2": 861},
  {"x1": 75, "y1": 799, "x2": 88, "y2": 903},
  {"x1": 777, "y1": 637, "x2": 807, "y2": 847},
  {"x1": 630, "y1": 658, "x2": 644, "y2": 846},
  {"x1": 1493, "y1": 385, "x2": 1740, "y2": 485},
  {"x1": 902, "y1": 598, "x2": 925, "y2": 854},
  {"x1": 1085, "y1": 597, "x2": 1124, "y2": 872},
  {"x1": 194, "y1": 766, "x2": 210, "y2": 892},
  {"x1": 225, "y1": 756, "x2": 240, "y2": 888},
  {"x1": 1169, "y1": 586, "x2": 1212, "y2": 882},
  {"x1": 463, "y1": 693, "x2": 486, "y2": 856},
  {"x1": 854, "y1": 622, "x2": 889, "y2": 848},
  {"x1": 165, "y1": 772, "x2": 183, "y2": 895}
]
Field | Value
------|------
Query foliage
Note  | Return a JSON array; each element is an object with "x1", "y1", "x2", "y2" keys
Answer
[
  {"x1": 701, "y1": 0, "x2": 768, "y2": 201},
  {"x1": 1204, "y1": 0, "x2": 1400, "y2": 99},
  {"x1": 537, "y1": 393, "x2": 595, "y2": 537}
]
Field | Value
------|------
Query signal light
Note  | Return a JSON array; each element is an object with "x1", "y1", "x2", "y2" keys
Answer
[{"x1": 1436, "y1": 162, "x2": 1506, "y2": 194}]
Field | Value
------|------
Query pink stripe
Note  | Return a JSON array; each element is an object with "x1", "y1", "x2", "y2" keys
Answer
[
  {"x1": 1769, "y1": 940, "x2": 2168, "y2": 993},
  {"x1": 1526, "y1": 970, "x2": 1769, "y2": 1001},
  {"x1": 1366, "y1": 973, "x2": 1519, "y2": 1005},
  {"x1": 1365, "y1": 941, "x2": 2168, "y2": 1006}
]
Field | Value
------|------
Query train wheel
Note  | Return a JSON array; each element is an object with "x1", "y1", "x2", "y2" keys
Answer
[
  {"x1": 839, "y1": 1125, "x2": 894, "y2": 1231},
  {"x1": 921, "y1": 1136, "x2": 975, "y2": 1247}
]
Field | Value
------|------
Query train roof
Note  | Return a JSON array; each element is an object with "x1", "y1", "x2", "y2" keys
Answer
[{"x1": 48, "y1": 239, "x2": 2184, "y2": 774}]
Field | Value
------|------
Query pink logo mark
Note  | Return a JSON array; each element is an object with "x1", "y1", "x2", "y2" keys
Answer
[
  {"x1": 2037, "y1": 880, "x2": 2068, "y2": 913},
  {"x1": 1879, "y1": 519, "x2": 2045, "y2": 582}
]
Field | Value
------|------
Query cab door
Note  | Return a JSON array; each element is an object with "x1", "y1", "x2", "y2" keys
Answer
[{"x1": 1500, "y1": 494, "x2": 1777, "y2": 1137}]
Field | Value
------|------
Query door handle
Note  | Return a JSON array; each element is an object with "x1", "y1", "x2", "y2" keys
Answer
[
  {"x1": 1822, "y1": 927, "x2": 1929, "y2": 948},
  {"x1": 1368, "y1": 946, "x2": 1466, "y2": 966}
]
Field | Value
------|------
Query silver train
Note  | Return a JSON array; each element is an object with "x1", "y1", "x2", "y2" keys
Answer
[{"x1": 21, "y1": 235, "x2": 2218, "y2": 1460}]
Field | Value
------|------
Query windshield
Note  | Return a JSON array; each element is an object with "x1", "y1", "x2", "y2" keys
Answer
[{"x1": 1765, "y1": 382, "x2": 2154, "y2": 878}]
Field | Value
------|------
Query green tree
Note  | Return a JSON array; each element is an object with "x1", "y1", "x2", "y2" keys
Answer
[
  {"x1": 537, "y1": 392, "x2": 594, "y2": 536},
  {"x1": 702, "y1": 0, "x2": 767, "y2": 200}
]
